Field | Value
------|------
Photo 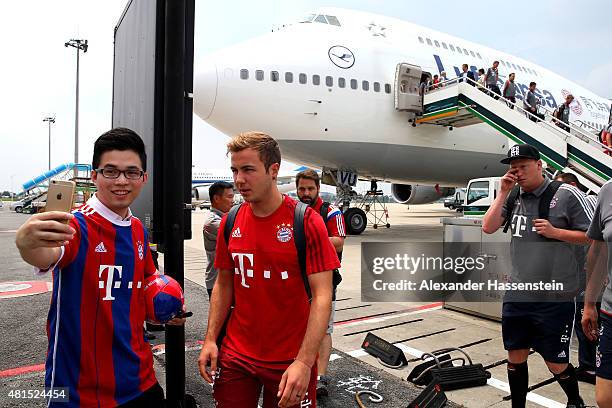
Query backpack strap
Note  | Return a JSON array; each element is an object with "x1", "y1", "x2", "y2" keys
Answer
[
  {"x1": 538, "y1": 180, "x2": 563, "y2": 221},
  {"x1": 223, "y1": 203, "x2": 243, "y2": 245},
  {"x1": 502, "y1": 185, "x2": 521, "y2": 233},
  {"x1": 319, "y1": 201, "x2": 330, "y2": 221},
  {"x1": 293, "y1": 201, "x2": 311, "y2": 300}
]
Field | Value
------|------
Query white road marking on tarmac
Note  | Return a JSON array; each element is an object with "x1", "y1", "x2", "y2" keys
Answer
[
  {"x1": 336, "y1": 304, "x2": 442, "y2": 329},
  {"x1": 337, "y1": 343, "x2": 565, "y2": 408}
]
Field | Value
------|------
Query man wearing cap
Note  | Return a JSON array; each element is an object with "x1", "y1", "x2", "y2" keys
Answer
[{"x1": 483, "y1": 144, "x2": 593, "y2": 408}]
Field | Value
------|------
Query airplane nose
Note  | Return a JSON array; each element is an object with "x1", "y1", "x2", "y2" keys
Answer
[{"x1": 193, "y1": 60, "x2": 217, "y2": 120}]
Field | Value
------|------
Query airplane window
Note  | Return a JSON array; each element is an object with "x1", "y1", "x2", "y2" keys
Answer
[
  {"x1": 362, "y1": 80, "x2": 369, "y2": 91},
  {"x1": 313, "y1": 74, "x2": 320, "y2": 85},
  {"x1": 456, "y1": 45, "x2": 462, "y2": 53},
  {"x1": 511, "y1": 63, "x2": 517, "y2": 69},
  {"x1": 326, "y1": 76, "x2": 333, "y2": 87},
  {"x1": 434, "y1": 40, "x2": 440, "y2": 47},
  {"x1": 476, "y1": 52, "x2": 482, "y2": 59},
  {"x1": 326, "y1": 15, "x2": 341, "y2": 26},
  {"x1": 385, "y1": 83, "x2": 391, "y2": 93},
  {"x1": 373, "y1": 82, "x2": 381, "y2": 92},
  {"x1": 240, "y1": 69, "x2": 249, "y2": 80},
  {"x1": 463, "y1": 48, "x2": 469, "y2": 55},
  {"x1": 285, "y1": 72, "x2": 293, "y2": 83},
  {"x1": 418, "y1": 36, "x2": 424, "y2": 44},
  {"x1": 426, "y1": 38, "x2": 433, "y2": 46},
  {"x1": 442, "y1": 42, "x2": 448, "y2": 49},
  {"x1": 314, "y1": 15, "x2": 328, "y2": 24},
  {"x1": 470, "y1": 50, "x2": 475, "y2": 57},
  {"x1": 449, "y1": 44, "x2": 455, "y2": 51},
  {"x1": 271, "y1": 71, "x2": 279, "y2": 82},
  {"x1": 255, "y1": 70, "x2": 264, "y2": 81},
  {"x1": 299, "y1": 73, "x2": 307, "y2": 84},
  {"x1": 338, "y1": 77, "x2": 346, "y2": 88},
  {"x1": 350, "y1": 79, "x2": 358, "y2": 89}
]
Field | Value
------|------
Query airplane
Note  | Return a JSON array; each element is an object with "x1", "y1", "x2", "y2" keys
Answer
[
  {"x1": 191, "y1": 166, "x2": 296, "y2": 203},
  {"x1": 193, "y1": 7, "x2": 612, "y2": 232}
]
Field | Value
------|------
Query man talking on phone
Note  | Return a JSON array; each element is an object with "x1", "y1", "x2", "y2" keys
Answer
[
  {"x1": 482, "y1": 144, "x2": 592, "y2": 408},
  {"x1": 15, "y1": 128, "x2": 184, "y2": 408}
]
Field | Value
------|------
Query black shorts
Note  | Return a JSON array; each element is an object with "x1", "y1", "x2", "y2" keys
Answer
[
  {"x1": 597, "y1": 312, "x2": 612, "y2": 379},
  {"x1": 502, "y1": 301, "x2": 575, "y2": 363}
]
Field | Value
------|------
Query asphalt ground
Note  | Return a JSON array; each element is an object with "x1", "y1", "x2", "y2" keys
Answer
[{"x1": 0, "y1": 207, "x2": 458, "y2": 407}]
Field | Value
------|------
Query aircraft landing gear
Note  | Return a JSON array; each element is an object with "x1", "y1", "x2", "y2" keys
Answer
[{"x1": 343, "y1": 207, "x2": 367, "y2": 235}]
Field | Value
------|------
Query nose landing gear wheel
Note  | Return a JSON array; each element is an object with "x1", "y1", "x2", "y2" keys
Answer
[{"x1": 344, "y1": 208, "x2": 367, "y2": 235}]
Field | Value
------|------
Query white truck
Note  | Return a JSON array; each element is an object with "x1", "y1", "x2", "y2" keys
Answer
[
  {"x1": 443, "y1": 188, "x2": 465, "y2": 211},
  {"x1": 461, "y1": 177, "x2": 502, "y2": 216}
]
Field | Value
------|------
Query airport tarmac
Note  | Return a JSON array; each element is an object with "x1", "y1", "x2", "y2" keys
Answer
[{"x1": 0, "y1": 202, "x2": 597, "y2": 407}]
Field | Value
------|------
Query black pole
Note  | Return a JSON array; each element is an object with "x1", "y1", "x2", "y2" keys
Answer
[{"x1": 162, "y1": 0, "x2": 186, "y2": 406}]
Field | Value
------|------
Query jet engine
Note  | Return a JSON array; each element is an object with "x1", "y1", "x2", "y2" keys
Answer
[{"x1": 391, "y1": 184, "x2": 454, "y2": 204}]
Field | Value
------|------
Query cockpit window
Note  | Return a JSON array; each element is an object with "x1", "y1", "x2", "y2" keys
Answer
[
  {"x1": 326, "y1": 15, "x2": 341, "y2": 26},
  {"x1": 300, "y1": 14, "x2": 315, "y2": 23},
  {"x1": 303, "y1": 14, "x2": 341, "y2": 26},
  {"x1": 314, "y1": 15, "x2": 327, "y2": 24}
]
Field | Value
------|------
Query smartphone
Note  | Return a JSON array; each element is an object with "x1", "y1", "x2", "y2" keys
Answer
[{"x1": 45, "y1": 180, "x2": 76, "y2": 222}]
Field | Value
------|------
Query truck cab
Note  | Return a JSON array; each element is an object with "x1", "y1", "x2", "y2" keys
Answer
[{"x1": 462, "y1": 177, "x2": 501, "y2": 216}]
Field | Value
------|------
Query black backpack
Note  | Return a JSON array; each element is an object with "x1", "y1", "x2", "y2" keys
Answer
[
  {"x1": 223, "y1": 201, "x2": 311, "y2": 299},
  {"x1": 319, "y1": 202, "x2": 343, "y2": 288},
  {"x1": 502, "y1": 180, "x2": 563, "y2": 237}
]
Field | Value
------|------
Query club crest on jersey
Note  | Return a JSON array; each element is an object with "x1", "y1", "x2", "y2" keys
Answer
[
  {"x1": 137, "y1": 241, "x2": 144, "y2": 260},
  {"x1": 549, "y1": 197, "x2": 558, "y2": 209},
  {"x1": 276, "y1": 223, "x2": 293, "y2": 243}
]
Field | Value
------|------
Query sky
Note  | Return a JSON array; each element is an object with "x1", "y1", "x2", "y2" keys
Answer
[{"x1": 0, "y1": 0, "x2": 610, "y2": 193}]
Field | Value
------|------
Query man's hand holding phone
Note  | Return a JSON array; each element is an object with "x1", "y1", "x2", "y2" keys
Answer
[
  {"x1": 16, "y1": 211, "x2": 75, "y2": 250},
  {"x1": 500, "y1": 168, "x2": 518, "y2": 193}
]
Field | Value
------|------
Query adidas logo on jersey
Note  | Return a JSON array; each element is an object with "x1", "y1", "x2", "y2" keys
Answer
[
  {"x1": 95, "y1": 242, "x2": 107, "y2": 253},
  {"x1": 231, "y1": 228, "x2": 242, "y2": 238},
  {"x1": 557, "y1": 351, "x2": 566, "y2": 358}
]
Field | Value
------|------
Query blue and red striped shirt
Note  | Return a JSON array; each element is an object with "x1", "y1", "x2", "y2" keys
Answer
[{"x1": 43, "y1": 195, "x2": 157, "y2": 407}]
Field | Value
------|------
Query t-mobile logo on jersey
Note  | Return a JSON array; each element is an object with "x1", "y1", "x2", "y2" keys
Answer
[
  {"x1": 232, "y1": 253, "x2": 254, "y2": 288},
  {"x1": 511, "y1": 215, "x2": 528, "y2": 237},
  {"x1": 98, "y1": 265, "x2": 143, "y2": 300},
  {"x1": 99, "y1": 265, "x2": 123, "y2": 300}
]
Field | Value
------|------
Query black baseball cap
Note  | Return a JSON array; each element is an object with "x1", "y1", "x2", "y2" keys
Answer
[{"x1": 500, "y1": 144, "x2": 541, "y2": 164}]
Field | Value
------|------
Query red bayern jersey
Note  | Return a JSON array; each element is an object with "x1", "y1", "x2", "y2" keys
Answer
[
  {"x1": 44, "y1": 195, "x2": 157, "y2": 407},
  {"x1": 311, "y1": 197, "x2": 346, "y2": 238},
  {"x1": 214, "y1": 195, "x2": 340, "y2": 368}
]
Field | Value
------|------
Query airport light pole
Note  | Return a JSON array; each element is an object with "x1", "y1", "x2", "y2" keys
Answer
[
  {"x1": 64, "y1": 39, "x2": 88, "y2": 166},
  {"x1": 43, "y1": 116, "x2": 55, "y2": 171}
]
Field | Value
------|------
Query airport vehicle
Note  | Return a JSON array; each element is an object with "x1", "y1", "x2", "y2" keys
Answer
[
  {"x1": 443, "y1": 188, "x2": 465, "y2": 210},
  {"x1": 461, "y1": 178, "x2": 501, "y2": 216},
  {"x1": 193, "y1": 7, "x2": 611, "y2": 232},
  {"x1": 10, "y1": 194, "x2": 45, "y2": 213}
]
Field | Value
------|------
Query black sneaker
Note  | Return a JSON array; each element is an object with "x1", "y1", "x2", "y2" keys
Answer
[
  {"x1": 575, "y1": 368, "x2": 596, "y2": 385},
  {"x1": 316, "y1": 375, "x2": 330, "y2": 398},
  {"x1": 566, "y1": 397, "x2": 586, "y2": 408}
]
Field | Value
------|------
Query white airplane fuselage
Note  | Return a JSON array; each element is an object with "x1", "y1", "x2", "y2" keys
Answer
[{"x1": 194, "y1": 8, "x2": 611, "y2": 187}]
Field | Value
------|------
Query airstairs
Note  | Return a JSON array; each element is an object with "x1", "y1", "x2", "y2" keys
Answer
[{"x1": 416, "y1": 79, "x2": 611, "y2": 191}]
